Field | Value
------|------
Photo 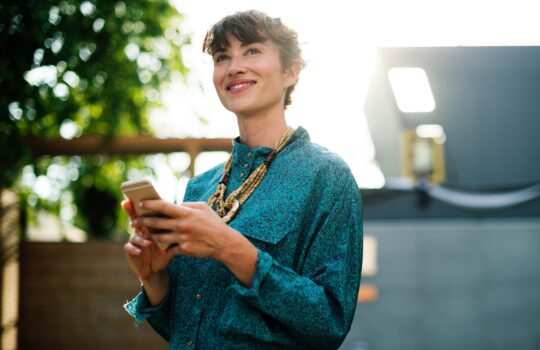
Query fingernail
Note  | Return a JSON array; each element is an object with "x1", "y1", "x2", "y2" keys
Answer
[{"x1": 139, "y1": 201, "x2": 144, "y2": 208}]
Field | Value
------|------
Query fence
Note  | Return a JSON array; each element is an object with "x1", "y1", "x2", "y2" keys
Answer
[{"x1": 19, "y1": 241, "x2": 167, "y2": 349}]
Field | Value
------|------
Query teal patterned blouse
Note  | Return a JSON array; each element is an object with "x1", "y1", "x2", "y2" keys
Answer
[{"x1": 125, "y1": 126, "x2": 363, "y2": 349}]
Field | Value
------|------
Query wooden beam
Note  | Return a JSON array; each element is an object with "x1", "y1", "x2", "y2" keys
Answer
[{"x1": 26, "y1": 135, "x2": 233, "y2": 157}]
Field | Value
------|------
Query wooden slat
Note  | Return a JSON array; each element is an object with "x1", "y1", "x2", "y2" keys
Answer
[
  {"x1": 26, "y1": 135, "x2": 232, "y2": 156},
  {"x1": 18, "y1": 242, "x2": 167, "y2": 350}
]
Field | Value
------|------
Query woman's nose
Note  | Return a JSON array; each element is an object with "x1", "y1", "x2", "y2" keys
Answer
[{"x1": 227, "y1": 56, "x2": 246, "y2": 76}]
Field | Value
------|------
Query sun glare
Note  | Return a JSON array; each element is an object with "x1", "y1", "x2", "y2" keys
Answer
[
  {"x1": 388, "y1": 67, "x2": 436, "y2": 113},
  {"x1": 149, "y1": 0, "x2": 540, "y2": 193}
]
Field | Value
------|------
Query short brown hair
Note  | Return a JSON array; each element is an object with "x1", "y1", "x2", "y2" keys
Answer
[{"x1": 203, "y1": 10, "x2": 305, "y2": 108}]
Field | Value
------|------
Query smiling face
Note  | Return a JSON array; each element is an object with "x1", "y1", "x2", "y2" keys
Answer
[{"x1": 212, "y1": 35, "x2": 298, "y2": 118}]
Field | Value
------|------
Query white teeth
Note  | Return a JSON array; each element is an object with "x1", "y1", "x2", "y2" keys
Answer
[{"x1": 229, "y1": 83, "x2": 252, "y2": 90}]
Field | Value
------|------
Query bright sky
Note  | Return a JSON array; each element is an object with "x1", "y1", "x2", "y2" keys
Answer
[{"x1": 147, "y1": 0, "x2": 540, "y2": 201}]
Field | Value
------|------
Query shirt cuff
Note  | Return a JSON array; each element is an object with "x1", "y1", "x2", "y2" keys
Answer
[
  {"x1": 231, "y1": 248, "x2": 273, "y2": 300},
  {"x1": 124, "y1": 284, "x2": 170, "y2": 323}
]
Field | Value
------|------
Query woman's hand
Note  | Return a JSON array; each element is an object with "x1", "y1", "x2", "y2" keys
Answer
[
  {"x1": 135, "y1": 200, "x2": 259, "y2": 287},
  {"x1": 133, "y1": 200, "x2": 234, "y2": 259},
  {"x1": 122, "y1": 200, "x2": 173, "y2": 280}
]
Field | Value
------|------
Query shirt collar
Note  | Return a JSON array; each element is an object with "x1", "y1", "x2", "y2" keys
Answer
[{"x1": 231, "y1": 126, "x2": 309, "y2": 164}]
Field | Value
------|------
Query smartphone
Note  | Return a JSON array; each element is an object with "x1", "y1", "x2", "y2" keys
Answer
[
  {"x1": 121, "y1": 179, "x2": 170, "y2": 247},
  {"x1": 121, "y1": 179, "x2": 163, "y2": 218}
]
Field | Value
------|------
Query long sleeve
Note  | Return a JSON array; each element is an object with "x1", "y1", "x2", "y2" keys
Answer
[
  {"x1": 123, "y1": 267, "x2": 175, "y2": 341},
  {"x1": 227, "y1": 174, "x2": 363, "y2": 349}
]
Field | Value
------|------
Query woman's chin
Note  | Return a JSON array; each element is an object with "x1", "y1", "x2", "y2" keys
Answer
[
  {"x1": 226, "y1": 102, "x2": 282, "y2": 119},
  {"x1": 227, "y1": 105, "x2": 259, "y2": 118}
]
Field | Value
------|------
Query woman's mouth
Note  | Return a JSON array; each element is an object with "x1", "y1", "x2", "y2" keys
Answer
[{"x1": 226, "y1": 80, "x2": 257, "y2": 93}]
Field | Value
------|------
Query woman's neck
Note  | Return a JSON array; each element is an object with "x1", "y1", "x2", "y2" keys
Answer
[{"x1": 236, "y1": 113, "x2": 288, "y2": 149}]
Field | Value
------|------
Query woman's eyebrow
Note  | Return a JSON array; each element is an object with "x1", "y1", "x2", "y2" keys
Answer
[
  {"x1": 240, "y1": 41, "x2": 267, "y2": 47},
  {"x1": 212, "y1": 41, "x2": 267, "y2": 55}
]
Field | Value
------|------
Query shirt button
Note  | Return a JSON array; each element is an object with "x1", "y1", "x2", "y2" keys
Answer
[
  {"x1": 244, "y1": 163, "x2": 249, "y2": 168},
  {"x1": 247, "y1": 152, "x2": 253, "y2": 158},
  {"x1": 187, "y1": 340, "x2": 193, "y2": 347},
  {"x1": 240, "y1": 172, "x2": 245, "y2": 177},
  {"x1": 195, "y1": 294, "x2": 202, "y2": 301}
]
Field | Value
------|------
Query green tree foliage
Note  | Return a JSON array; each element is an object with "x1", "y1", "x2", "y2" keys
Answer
[{"x1": 0, "y1": 0, "x2": 191, "y2": 238}]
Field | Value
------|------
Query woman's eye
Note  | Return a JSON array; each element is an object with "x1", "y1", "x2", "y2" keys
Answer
[
  {"x1": 215, "y1": 54, "x2": 229, "y2": 63},
  {"x1": 246, "y1": 48, "x2": 261, "y2": 55}
]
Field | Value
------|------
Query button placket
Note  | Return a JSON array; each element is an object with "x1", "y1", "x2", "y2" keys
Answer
[
  {"x1": 243, "y1": 151, "x2": 254, "y2": 176},
  {"x1": 238, "y1": 152, "x2": 251, "y2": 179}
]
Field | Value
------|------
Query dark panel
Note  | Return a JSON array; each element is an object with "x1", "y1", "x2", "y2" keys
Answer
[
  {"x1": 361, "y1": 188, "x2": 540, "y2": 219},
  {"x1": 340, "y1": 219, "x2": 540, "y2": 350}
]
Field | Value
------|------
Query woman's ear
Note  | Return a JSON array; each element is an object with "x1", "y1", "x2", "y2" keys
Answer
[{"x1": 283, "y1": 62, "x2": 302, "y2": 88}]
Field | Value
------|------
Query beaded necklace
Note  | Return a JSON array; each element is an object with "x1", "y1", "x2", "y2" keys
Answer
[{"x1": 207, "y1": 126, "x2": 296, "y2": 223}]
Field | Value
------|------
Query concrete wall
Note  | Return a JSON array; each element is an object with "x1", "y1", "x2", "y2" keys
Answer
[{"x1": 341, "y1": 218, "x2": 540, "y2": 350}]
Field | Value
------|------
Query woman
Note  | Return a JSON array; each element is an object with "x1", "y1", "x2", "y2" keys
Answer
[{"x1": 123, "y1": 10, "x2": 363, "y2": 349}]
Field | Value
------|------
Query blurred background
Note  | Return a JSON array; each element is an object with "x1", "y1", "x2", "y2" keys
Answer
[{"x1": 1, "y1": 0, "x2": 539, "y2": 349}]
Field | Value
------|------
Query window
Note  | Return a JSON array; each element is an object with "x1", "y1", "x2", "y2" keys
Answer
[{"x1": 388, "y1": 67, "x2": 436, "y2": 113}]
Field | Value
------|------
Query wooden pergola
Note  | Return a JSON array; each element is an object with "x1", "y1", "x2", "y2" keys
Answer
[{"x1": 26, "y1": 135, "x2": 234, "y2": 177}]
